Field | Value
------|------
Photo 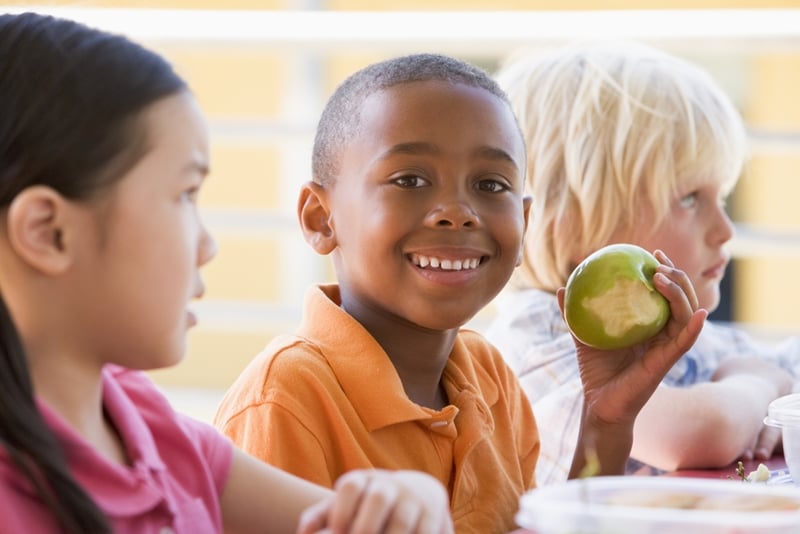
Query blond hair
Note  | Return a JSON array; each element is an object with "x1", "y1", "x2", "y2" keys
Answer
[{"x1": 498, "y1": 42, "x2": 747, "y2": 292}]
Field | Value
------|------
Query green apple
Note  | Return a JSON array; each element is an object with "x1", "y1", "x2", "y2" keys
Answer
[{"x1": 564, "y1": 243, "x2": 670, "y2": 350}]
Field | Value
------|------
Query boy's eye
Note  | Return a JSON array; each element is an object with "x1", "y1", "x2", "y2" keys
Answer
[
  {"x1": 679, "y1": 192, "x2": 698, "y2": 208},
  {"x1": 391, "y1": 175, "x2": 428, "y2": 188},
  {"x1": 476, "y1": 178, "x2": 510, "y2": 193}
]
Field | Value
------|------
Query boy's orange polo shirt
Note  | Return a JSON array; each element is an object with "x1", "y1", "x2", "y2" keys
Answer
[{"x1": 215, "y1": 284, "x2": 539, "y2": 534}]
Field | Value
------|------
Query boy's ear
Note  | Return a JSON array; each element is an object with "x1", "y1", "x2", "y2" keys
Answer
[
  {"x1": 297, "y1": 181, "x2": 336, "y2": 255},
  {"x1": 6, "y1": 186, "x2": 74, "y2": 275},
  {"x1": 518, "y1": 195, "x2": 533, "y2": 266},
  {"x1": 522, "y1": 195, "x2": 532, "y2": 231}
]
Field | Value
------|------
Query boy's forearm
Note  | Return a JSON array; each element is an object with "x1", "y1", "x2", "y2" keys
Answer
[{"x1": 568, "y1": 406, "x2": 634, "y2": 479}]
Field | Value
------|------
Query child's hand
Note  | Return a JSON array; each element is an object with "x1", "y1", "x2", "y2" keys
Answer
[
  {"x1": 563, "y1": 250, "x2": 707, "y2": 476},
  {"x1": 295, "y1": 469, "x2": 454, "y2": 534},
  {"x1": 712, "y1": 357, "x2": 794, "y2": 397},
  {"x1": 712, "y1": 357, "x2": 793, "y2": 460}
]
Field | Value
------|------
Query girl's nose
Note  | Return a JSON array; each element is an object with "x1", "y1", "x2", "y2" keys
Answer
[{"x1": 198, "y1": 223, "x2": 217, "y2": 266}]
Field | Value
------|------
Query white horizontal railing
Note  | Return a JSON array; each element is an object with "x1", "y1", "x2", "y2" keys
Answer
[{"x1": 6, "y1": 7, "x2": 800, "y2": 55}]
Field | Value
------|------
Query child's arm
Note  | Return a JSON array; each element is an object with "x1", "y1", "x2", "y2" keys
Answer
[
  {"x1": 631, "y1": 357, "x2": 792, "y2": 471},
  {"x1": 565, "y1": 250, "x2": 707, "y2": 479},
  {"x1": 220, "y1": 448, "x2": 453, "y2": 534},
  {"x1": 296, "y1": 469, "x2": 454, "y2": 534}
]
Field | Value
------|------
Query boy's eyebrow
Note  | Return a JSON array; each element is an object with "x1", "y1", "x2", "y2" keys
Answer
[
  {"x1": 475, "y1": 146, "x2": 518, "y2": 166},
  {"x1": 380, "y1": 142, "x2": 439, "y2": 158},
  {"x1": 380, "y1": 142, "x2": 518, "y2": 166}
]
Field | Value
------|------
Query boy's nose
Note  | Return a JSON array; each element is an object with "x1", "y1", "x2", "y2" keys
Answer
[
  {"x1": 711, "y1": 205, "x2": 735, "y2": 246},
  {"x1": 426, "y1": 201, "x2": 480, "y2": 229}
]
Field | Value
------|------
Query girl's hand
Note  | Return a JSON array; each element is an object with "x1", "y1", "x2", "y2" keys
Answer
[
  {"x1": 565, "y1": 249, "x2": 707, "y2": 476},
  {"x1": 296, "y1": 469, "x2": 454, "y2": 534}
]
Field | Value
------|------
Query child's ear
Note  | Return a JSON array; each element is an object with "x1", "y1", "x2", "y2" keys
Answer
[
  {"x1": 518, "y1": 195, "x2": 533, "y2": 266},
  {"x1": 522, "y1": 195, "x2": 532, "y2": 231},
  {"x1": 297, "y1": 181, "x2": 336, "y2": 255},
  {"x1": 6, "y1": 186, "x2": 73, "y2": 275}
]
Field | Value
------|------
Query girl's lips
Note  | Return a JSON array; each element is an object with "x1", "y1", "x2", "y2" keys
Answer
[{"x1": 186, "y1": 309, "x2": 197, "y2": 328}]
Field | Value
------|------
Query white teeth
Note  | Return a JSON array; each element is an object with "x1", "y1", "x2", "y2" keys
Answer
[{"x1": 411, "y1": 254, "x2": 481, "y2": 271}]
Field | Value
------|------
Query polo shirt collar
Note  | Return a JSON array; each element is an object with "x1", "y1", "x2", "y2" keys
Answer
[
  {"x1": 297, "y1": 284, "x2": 496, "y2": 432},
  {"x1": 34, "y1": 366, "x2": 167, "y2": 516}
]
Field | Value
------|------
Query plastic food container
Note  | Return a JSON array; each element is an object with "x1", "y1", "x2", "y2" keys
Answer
[
  {"x1": 516, "y1": 476, "x2": 800, "y2": 534},
  {"x1": 765, "y1": 392, "x2": 800, "y2": 486}
]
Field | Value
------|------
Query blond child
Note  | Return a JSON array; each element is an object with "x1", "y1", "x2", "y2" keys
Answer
[
  {"x1": 214, "y1": 52, "x2": 706, "y2": 533},
  {"x1": 0, "y1": 12, "x2": 454, "y2": 534},
  {"x1": 485, "y1": 41, "x2": 796, "y2": 485}
]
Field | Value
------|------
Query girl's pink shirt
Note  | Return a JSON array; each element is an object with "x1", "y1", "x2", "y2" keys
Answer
[{"x1": 0, "y1": 365, "x2": 233, "y2": 533}]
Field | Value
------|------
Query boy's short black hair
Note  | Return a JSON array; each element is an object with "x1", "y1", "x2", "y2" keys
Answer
[{"x1": 311, "y1": 53, "x2": 510, "y2": 186}]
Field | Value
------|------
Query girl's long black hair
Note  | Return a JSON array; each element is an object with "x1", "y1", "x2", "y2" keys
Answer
[{"x1": 0, "y1": 12, "x2": 186, "y2": 532}]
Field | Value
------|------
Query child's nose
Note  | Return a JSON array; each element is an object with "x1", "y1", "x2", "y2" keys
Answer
[
  {"x1": 710, "y1": 205, "x2": 735, "y2": 246},
  {"x1": 198, "y1": 224, "x2": 217, "y2": 266},
  {"x1": 426, "y1": 199, "x2": 480, "y2": 229}
]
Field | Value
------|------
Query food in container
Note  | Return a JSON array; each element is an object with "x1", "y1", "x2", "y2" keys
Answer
[{"x1": 516, "y1": 476, "x2": 800, "y2": 534}]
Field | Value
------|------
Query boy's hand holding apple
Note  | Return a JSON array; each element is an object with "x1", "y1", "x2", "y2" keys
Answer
[{"x1": 561, "y1": 246, "x2": 707, "y2": 478}]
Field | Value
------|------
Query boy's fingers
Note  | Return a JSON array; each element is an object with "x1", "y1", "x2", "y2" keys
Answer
[
  {"x1": 653, "y1": 249, "x2": 675, "y2": 269},
  {"x1": 755, "y1": 426, "x2": 782, "y2": 460}
]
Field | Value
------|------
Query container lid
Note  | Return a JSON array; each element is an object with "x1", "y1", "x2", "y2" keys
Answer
[
  {"x1": 517, "y1": 476, "x2": 800, "y2": 534},
  {"x1": 765, "y1": 393, "x2": 800, "y2": 428}
]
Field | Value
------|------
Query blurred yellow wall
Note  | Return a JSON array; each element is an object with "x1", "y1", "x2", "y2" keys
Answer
[{"x1": 8, "y1": 1, "x2": 800, "y2": 405}]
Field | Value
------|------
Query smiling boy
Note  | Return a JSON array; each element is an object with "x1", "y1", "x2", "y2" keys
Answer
[{"x1": 214, "y1": 53, "x2": 705, "y2": 533}]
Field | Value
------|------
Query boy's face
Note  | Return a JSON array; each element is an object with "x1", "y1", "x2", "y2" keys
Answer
[
  {"x1": 623, "y1": 175, "x2": 734, "y2": 312},
  {"x1": 320, "y1": 80, "x2": 529, "y2": 331}
]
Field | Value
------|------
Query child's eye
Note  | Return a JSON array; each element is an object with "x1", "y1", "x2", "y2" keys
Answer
[
  {"x1": 391, "y1": 175, "x2": 428, "y2": 188},
  {"x1": 679, "y1": 192, "x2": 698, "y2": 209},
  {"x1": 476, "y1": 178, "x2": 510, "y2": 193},
  {"x1": 182, "y1": 186, "x2": 200, "y2": 203}
]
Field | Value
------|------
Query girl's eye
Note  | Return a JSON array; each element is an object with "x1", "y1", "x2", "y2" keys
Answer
[
  {"x1": 182, "y1": 186, "x2": 200, "y2": 203},
  {"x1": 679, "y1": 192, "x2": 698, "y2": 209},
  {"x1": 391, "y1": 175, "x2": 428, "y2": 188},
  {"x1": 477, "y1": 178, "x2": 510, "y2": 193}
]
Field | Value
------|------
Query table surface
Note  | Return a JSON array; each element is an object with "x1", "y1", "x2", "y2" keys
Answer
[{"x1": 508, "y1": 455, "x2": 790, "y2": 534}]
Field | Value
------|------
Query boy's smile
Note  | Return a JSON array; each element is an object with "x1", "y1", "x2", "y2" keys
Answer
[{"x1": 318, "y1": 80, "x2": 530, "y2": 333}]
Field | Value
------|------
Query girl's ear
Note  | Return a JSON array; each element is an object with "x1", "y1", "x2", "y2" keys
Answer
[
  {"x1": 6, "y1": 186, "x2": 73, "y2": 275},
  {"x1": 297, "y1": 181, "x2": 337, "y2": 255}
]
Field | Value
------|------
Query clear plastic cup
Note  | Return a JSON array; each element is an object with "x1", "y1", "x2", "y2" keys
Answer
[{"x1": 765, "y1": 392, "x2": 800, "y2": 486}]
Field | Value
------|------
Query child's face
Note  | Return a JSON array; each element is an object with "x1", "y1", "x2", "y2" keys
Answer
[
  {"x1": 623, "y1": 176, "x2": 734, "y2": 312},
  {"x1": 322, "y1": 80, "x2": 529, "y2": 331},
  {"x1": 74, "y1": 92, "x2": 215, "y2": 369}
]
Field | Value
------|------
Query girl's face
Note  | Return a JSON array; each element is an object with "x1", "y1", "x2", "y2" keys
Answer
[
  {"x1": 73, "y1": 92, "x2": 216, "y2": 370},
  {"x1": 619, "y1": 176, "x2": 734, "y2": 312}
]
